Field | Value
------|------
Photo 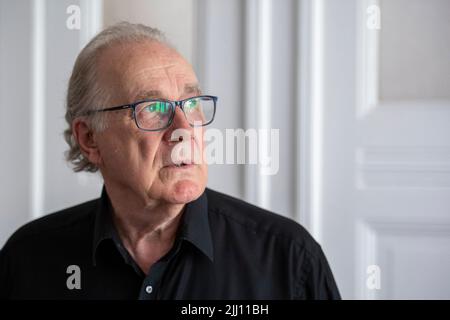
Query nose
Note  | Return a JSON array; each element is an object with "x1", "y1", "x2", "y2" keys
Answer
[
  {"x1": 171, "y1": 104, "x2": 191, "y2": 129},
  {"x1": 163, "y1": 104, "x2": 193, "y2": 143}
]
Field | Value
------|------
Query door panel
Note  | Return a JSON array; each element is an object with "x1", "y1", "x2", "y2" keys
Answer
[{"x1": 318, "y1": 0, "x2": 450, "y2": 299}]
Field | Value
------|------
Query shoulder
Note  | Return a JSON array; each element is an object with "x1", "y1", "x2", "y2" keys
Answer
[
  {"x1": 1, "y1": 198, "x2": 98, "y2": 252},
  {"x1": 205, "y1": 188, "x2": 320, "y2": 255}
]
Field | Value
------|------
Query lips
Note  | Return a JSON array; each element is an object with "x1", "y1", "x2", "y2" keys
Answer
[
  {"x1": 164, "y1": 159, "x2": 194, "y2": 168},
  {"x1": 164, "y1": 163, "x2": 195, "y2": 171},
  {"x1": 172, "y1": 161, "x2": 192, "y2": 168}
]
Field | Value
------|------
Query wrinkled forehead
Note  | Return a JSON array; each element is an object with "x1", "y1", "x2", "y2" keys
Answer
[{"x1": 97, "y1": 40, "x2": 200, "y2": 102}]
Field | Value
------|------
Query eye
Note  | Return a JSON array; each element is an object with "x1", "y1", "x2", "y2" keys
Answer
[{"x1": 184, "y1": 99, "x2": 199, "y2": 111}]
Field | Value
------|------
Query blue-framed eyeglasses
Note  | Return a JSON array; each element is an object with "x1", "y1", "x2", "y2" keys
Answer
[{"x1": 82, "y1": 95, "x2": 218, "y2": 131}]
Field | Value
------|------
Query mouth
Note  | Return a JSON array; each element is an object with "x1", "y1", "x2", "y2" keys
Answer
[{"x1": 165, "y1": 161, "x2": 195, "y2": 169}]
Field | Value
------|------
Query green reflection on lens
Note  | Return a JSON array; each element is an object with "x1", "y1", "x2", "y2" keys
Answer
[
  {"x1": 146, "y1": 102, "x2": 169, "y2": 113},
  {"x1": 185, "y1": 99, "x2": 198, "y2": 111}
]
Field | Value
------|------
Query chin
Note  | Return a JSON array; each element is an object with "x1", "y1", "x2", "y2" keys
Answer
[{"x1": 167, "y1": 179, "x2": 205, "y2": 204}]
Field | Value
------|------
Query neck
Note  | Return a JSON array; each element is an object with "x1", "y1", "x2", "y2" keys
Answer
[{"x1": 104, "y1": 183, "x2": 185, "y2": 273}]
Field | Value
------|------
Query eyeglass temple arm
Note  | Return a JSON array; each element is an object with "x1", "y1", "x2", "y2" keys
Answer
[{"x1": 82, "y1": 104, "x2": 133, "y2": 115}]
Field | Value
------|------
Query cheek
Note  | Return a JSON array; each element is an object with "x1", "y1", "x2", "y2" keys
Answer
[
  {"x1": 98, "y1": 136, "x2": 135, "y2": 169},
  {"x1": 136, "y1": 135, "x2": 164, "y2": 167}
]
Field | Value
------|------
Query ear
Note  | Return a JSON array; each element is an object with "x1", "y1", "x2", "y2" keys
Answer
[{"x1": 72, "y1": 118, "x2": 103, "y2": 167}]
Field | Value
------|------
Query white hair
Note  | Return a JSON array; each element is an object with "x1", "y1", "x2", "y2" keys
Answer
[{"x1": 64, "y1": 22, "x2": 170, "y2": 172}]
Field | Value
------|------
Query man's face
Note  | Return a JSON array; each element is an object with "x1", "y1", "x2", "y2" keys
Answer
[{"x1": 92, "y1": 41, "x2": 208, "y2": 205}]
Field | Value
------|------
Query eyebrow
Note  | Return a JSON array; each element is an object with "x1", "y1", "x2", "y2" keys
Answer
[{"x1": 134, "y1": 84, "x2": 202, "y2": 101}]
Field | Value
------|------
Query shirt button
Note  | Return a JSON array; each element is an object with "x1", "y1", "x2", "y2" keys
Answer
[{"x1": 145, "y1": 285, "x2": 153, "y2": 294}]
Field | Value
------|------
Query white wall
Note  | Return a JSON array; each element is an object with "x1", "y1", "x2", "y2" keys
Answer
[
  {"x1": 0, "y1": 0, "x2": 34, "y2": 248},
  {"x1": 103, "y1": 0, "x2": 195, "y2": 64},
  {"x1": 0, "y1": 0, "x2": 104, "y2": 246}
]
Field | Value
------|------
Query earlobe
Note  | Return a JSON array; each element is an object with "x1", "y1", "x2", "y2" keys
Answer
[{"x1": 72, "y1": 119, "x2": 102, "y2": 166}]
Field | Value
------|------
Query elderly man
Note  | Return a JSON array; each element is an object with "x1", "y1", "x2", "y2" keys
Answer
[{"x1": 0, "y1": 22, "x2": 340, "y2": 299}]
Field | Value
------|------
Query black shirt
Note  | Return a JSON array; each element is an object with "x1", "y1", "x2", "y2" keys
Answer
[{"x1": 0, "y1": 187, "x2": 340, "y2": 300}]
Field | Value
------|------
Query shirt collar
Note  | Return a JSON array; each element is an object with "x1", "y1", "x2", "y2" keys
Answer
[
  {"x1": 92, "y1": 186, "x2": 214, "y2": 266},
  {"x1": 177, "y1": 189, "x2": 214, "y2": 262}
]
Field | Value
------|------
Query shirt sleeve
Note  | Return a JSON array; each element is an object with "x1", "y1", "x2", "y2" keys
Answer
[{"x1": 296, "y1": 245, "x2": 341, "y2": 300}]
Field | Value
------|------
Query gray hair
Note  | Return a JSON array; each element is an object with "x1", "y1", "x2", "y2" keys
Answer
[{"x1": 64, "y1": 22, "x2": 169, "y2": 172}]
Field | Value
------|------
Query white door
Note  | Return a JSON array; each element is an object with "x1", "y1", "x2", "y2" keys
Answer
[{"x1": 306, "y1": 0, "x2": 450, "y2": 299}]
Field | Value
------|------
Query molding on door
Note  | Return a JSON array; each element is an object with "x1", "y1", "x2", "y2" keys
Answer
[
  {"x1": 356, "y1": 0, "x2": 380, "y2": 119},
  {"x1": 30, "y1": 0, "x2": 103, "y2": 219},
  {"x1": 30, "y1": 0, "x2": 46, "y2": 219},
  {"x1": 355, "y1": 146, "x2": 450, "y2": 189},
  {"x1": 79, "y1": 0, "x2": 103, "y2": 48},
  {"x1": 356, "y1": 0, "x2": 450, "y2": 118},
  {"x1": 297, "y1": 0, "x2": 325, "y2": 241},
  {"x1": 244, "y1": 0, "x2": 273, "y2": 210},
  {"x1": 357, "y1": 218, "x2": 450, "y2": 299}
]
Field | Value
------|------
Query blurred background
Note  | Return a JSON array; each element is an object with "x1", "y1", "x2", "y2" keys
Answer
[{"x1": 0, "y1": 0, "x2": 449, "y2": 299}]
